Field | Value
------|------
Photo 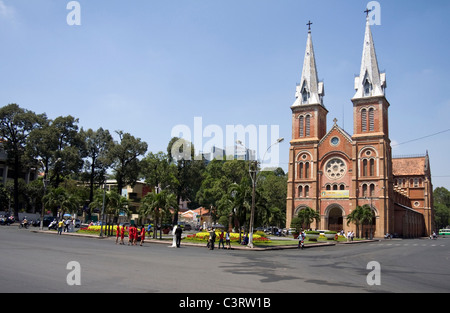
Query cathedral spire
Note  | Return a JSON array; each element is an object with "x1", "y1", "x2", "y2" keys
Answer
[
  {"x1": 353, "y1": 15, "x2": 386, "y2": 99},
  {"x1": 292, "y1": 22, "x2": 324, "y2": 107}
]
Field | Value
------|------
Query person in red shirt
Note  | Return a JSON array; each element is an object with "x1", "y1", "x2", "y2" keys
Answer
[
  {"x1": 120, "y1": 225, "x2": 125, "y2": 245},
  {"x1": 128, "y1": 225, "x2": 134, "y2": 246},
  {"x1": 140, "y1": 226, "x2": 146, "y2": 246},
  {"x1": 133, "y1": 225, "x2": 138, "y2": 246},
  {"x1": 115, "y1": 224, "x2": 120, "y2": 244}
]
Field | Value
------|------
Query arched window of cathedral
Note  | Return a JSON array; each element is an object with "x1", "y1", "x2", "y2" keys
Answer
[
  {"x1": 326, "y1": 184, "x2": 331, "y2": 191},
  {"x1": 298, "y1": 186, "x2": 303, "y2": 197},
  {"x1": 363, "y1": 159, "x2": 368, "y2": 176},
  {"x1": 362, "y1": 184, "x2": 368, "y2": 197},
  {"x1": 370, "y1": 184, "x2": 375, "y2": 197},
  {"x1": 305, "y1": 162, "x2": 309, "y2": 178},
  {"x1": 340, "y1": 184, "x2": 345, "y2": 191},
  {"x1": 361, "y1": 109, "x2": 367, "y2": 132},
  {"x1": 370, "y1": 159, "x2": 375, "y2": 176},
  {"x1": 305, "y1": 186, "x2": 310, "y2": 197},
  {"x1": 305, "y1": 115, "x2": 311, "y2": 137},
  {"x1": 333, "y1": 184, "x2": 338, "y2": 191},
  {"x1": 299, "y1": 116, "x2": 304, "y2": 137},
  {"x1": 368, "y1": 108, "x2": 375, "y2": 131},
  {"x1": 299, "y1": 163, "x2": 303, "y2": 178}
]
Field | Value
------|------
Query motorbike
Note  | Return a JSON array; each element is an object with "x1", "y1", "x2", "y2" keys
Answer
[
  {"x1": 298, "y1": 234, "x2": 305, "y2": 250},
  {"x1": 48, "y1": 220, "x2": 58, "y2": 230},
  {"x1": 19, "y1": 220, "x2": 29, "y2": 229},
  {"x1": 2, "y1": 216, "x2": 15, "y2": 226}
]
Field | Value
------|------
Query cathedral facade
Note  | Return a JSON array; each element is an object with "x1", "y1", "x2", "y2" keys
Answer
[{"x1": 286, "y1": 17, "x2": 434, "y2": 238}]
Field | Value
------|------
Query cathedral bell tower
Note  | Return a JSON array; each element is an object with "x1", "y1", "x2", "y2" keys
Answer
[
  {"x1": 286, "y1": 22, "x2": 327, "y2": 228},
  {"x1": 291, "y1": 22, "x2": 327, "y2": 143},
  {"x1": 351, "y1": 13, "x2": 394, "y2": 235},
  {"x1": 352, "y1": 15, "x2": 389, "y2": 139}
]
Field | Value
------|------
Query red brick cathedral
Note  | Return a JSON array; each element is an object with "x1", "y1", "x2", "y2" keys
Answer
[{"x1": 286, "y1": 17, "x2": 434, "y2": 238}]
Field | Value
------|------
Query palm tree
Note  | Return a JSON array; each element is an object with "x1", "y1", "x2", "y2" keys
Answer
[
  {"x1": 43, "y1": 187, "x2": 80, "y2": 219},
  {"x1": 228, "y1": 182, "x2": 250, "y2": 242},
  {"x1": 140, "y1": 190, "x2": 178, "y2": 239},
  {"x1": 360, "y1": 204, "x2": 375, "y2": 239},
  {"x1": 347, "y1": 205, "x2": 374, "y2": 238},
  {"x1": 108, "y1": 190, "x2": 129, "y2": 224},
  {"x1": 89, "y1": 189, "x2": 128, "y2": 228},
  {"x1": 297, "y1": 207, "x2": 321, "y2": 230}
]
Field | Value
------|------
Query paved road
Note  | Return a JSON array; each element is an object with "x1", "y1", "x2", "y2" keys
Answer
[{"x1": 0, "y1": 226, "x2": 449, "y2": 294}]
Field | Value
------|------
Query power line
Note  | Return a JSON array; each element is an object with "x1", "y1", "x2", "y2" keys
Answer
[{"x1": 392, "y1": 128, "x2": 450, "y2": 147}]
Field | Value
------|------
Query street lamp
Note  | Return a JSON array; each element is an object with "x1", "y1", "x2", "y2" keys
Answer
[
  {"x1": 237, "y1": 137, "x2": 284, "y2": 248},
  {"x1": 100, "y1": 181, "x2": 106, "y2": 237},
  {"x1": 39, "y1": 158, "x2": 61, "y2": 230}
]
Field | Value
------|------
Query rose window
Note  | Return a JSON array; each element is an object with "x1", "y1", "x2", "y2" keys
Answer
[{"x1": 325, "y1": 158, "x2": 347, "y2": 180}]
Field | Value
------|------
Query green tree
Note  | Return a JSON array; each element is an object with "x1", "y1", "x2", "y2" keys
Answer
[
  {"x1": 167, "y1": 137, "x2": 205, "y2": 221},
  {"x1": 434, "y1": 187, "x2": 450, "y2": 229},
  {"x1": 80, "y1": 127, "x2": 114, "y2": 205},
  {"x1": 139, "y1": 190, "x2": 178, "y2": 239},
  {"x1": 0, "y1": 104, "x2": 45, "y2": 218},
  {"x1": 140, "y1": 151, "x2": 176, "y2": 193},
  {"x1": 89, "y1": 189, "x2": 128, "y2": 225},
  {"x1": 296, "y1": 207, "x2": 321, "y2": 230},
  {"x1": 346, "y1": 205, "x2": 374, "y2": 238},
  {"x1": 43, "y1": 187, "x2": 81, "y2": 219},
  {"x1": 108, "y1": 131, "x2": 148, "y2": 194},
  {"x1": 26, "y1": 115, "x2": 84, "y2": 188}
]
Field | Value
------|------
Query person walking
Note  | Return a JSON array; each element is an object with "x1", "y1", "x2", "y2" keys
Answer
[
  {"x1": 225, "y1": 230, "x2": 231, "y2": 250},
  {"x1": 298, "y1": 231, "x2": 306, "y2": 249},
  {"x1": 57, "y1": 219, "x2": 64, "y2": 235},
  {"x1": 140, "y1": 226, "x2": 146, "y2": 246},
  {"x1": 120, "y1": 225, "x2": 125, "y2": 245},
  {"x1": 128, "y1": 225, "x2": 134, "y2": 246},
  {"x1": 115, "y1": 224, "x2": 121, "y2": 244},
  {"x1": 209, "y1": 228, "x2": 216, "y2": 250},
  {"x1": 218, "y1": 230, "x2": 225, "y2": 249},
  {"x1": 175, "y1": 224, "x2": 183, "y2": 248}
]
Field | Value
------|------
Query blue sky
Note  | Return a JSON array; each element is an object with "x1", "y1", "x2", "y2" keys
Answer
[{"x1": 0, "y1": 0, "x2": 449, "y2": 189}]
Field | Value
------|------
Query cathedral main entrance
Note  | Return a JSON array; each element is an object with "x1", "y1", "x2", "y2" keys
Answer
[{"x1": 327, "y1": 206, "x2": 344, "y2": 232}]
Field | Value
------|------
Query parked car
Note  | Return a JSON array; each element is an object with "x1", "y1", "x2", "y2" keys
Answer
[{"x1": 43, "y1": 216, "x2": 57, "y2": 227}]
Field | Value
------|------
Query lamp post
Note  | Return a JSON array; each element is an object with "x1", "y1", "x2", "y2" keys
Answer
[
  {"x1": 237, "y1": 138, "x2": 284, "y2": 248},
  {"x1": 39, "y1": 158, "x2": 61, "y2": 230},
  {"x1": 100, "y1": 182, "x2": 106, "y2": 237},
  {"x1": 39, "y1": 160, "x2": 48, "y2": 231}
]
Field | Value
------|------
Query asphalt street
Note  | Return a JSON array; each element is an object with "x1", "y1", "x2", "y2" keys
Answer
[{"x1": 0, "y1": 226, "x2": 449, "y2": 294}]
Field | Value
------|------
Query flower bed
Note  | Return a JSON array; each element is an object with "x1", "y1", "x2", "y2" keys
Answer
[
  {"x1": 185, "y1": 231, "x2": 271, "y2": 243},
  {"x1": 79, "y1": 225, "x2": 129, "y2": 235}
]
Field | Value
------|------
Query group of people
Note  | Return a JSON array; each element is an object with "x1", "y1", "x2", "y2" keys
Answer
[
  {"x1": 57, "y1": 219, "x2": 75, "y2": 235},
  {"x1": 115, "y1": 224, "x2": 147, "y2": 246},
  {"x1": 206, "y1": 228, "x2": 232, "y2": 250}
]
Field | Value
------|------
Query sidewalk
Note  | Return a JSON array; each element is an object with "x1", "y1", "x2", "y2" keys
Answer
[{"x1": 31, "y1": 229, "x2": 378, "y2": 251}]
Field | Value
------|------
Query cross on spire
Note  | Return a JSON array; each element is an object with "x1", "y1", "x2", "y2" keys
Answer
[
  {"x1": 364, "y1": 8, "x2": 372, "y2": 17},
  {"x1": 307, "y1": 20, "x2": 313, "y2": 31}
]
